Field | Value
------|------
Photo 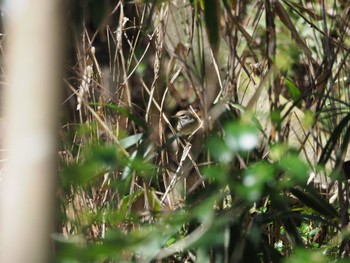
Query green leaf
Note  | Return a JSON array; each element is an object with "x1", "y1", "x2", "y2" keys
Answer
[
  {"x1": 236, "y1": 162, "x2": 276, "y2": 202},
  {"x1": 278, "y1": 154, "x2": 308, "y2": 184},
  {"x1": 202, "y1": 165, "x2": 229, "y2": 186},
  {"x1": 283, "y1": 248, "x2": 328, "y2": 263},
  {"x1": 224, "y1": 121, "x2": 259, "y2": 153},
  {"x1": 207, "y1": 137, "x2": 233, "y2": 163},
  {"x1": 104, "y1": 103, "x2": 146, "y2": 129},
  {"x1": 290, "y1": 187, "x2": 339, "y2": 219},
  {"x1": 60, "y1": 145, "x2": 120, "y2": 187},
  {"x1": 88, "y1": 145, "x2": 118, "y2": 166},
  {"x1": 120, "y1": 133, "x2": 143, "y2": 149},
  {"x1": 285, "y1": 78, "x2": 301, "y2": 106}
]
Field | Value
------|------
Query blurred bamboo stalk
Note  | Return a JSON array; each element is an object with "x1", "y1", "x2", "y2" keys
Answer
[{"x1": 0, "y1": 0, "x2": 63, "y2": 262}]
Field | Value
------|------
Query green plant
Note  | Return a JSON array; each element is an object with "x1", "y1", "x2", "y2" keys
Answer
[{"x1": 53, "y1": 0, "x2": 350, "y2": 262}]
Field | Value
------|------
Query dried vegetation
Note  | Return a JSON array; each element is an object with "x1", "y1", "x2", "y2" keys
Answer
[{"x1": 56, "y1": 0, "x2": 350, "y2": 262}]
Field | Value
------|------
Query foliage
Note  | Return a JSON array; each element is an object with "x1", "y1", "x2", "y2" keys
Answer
[{"x1": 54, "y1": 0, "x2": 350, "y2": 262}]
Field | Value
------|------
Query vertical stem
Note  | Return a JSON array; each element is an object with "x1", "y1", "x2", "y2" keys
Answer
[
  {"x1": 265, "y1": 0, "x2": 278, "y2": 141},
  {"x1": 0, "y1": 0, "x2": 63, "y2": 262}
]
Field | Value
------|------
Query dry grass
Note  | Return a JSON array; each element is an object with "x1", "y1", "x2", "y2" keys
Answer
[{"x1": 56, "y1": 0, "x2": 350, "y2": 261}]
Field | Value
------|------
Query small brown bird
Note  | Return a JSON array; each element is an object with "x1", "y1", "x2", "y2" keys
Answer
[{"x1": 173, "y1": 110, "x2": 201, "y2": 136}]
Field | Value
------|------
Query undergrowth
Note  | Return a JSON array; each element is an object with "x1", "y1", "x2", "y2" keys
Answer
[{"x1": 56, "y1": 1, "x2": 350, "y2": 262}]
